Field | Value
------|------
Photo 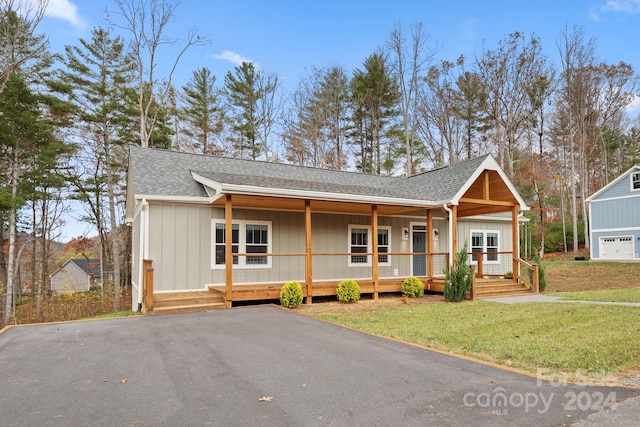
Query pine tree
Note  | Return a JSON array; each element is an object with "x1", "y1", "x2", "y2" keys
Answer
[
  {"x1": 181, "y1": 67, "x2": 223, "y2": 155},
  {"x1": 224, "y1": 62, "x2": 261, "y2": 159},
  {"x1": 58, "y1": 27, "x2": 137, "y2": 310}
]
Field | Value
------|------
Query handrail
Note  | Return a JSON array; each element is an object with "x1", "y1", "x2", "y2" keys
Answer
[{"x1": 516, "y1": 257, "x2": 539, "y2": 294}]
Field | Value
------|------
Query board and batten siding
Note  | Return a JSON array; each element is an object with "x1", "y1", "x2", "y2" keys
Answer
[
  {"x1": 456, "y1": 218, "x2": 514, "y2": 276},
  {"x1": 142, "y1": 202, "x2": 516, "y2": 291},
  {"x1": 147, "y1": 203, "x2": 213, "y2": 291}
]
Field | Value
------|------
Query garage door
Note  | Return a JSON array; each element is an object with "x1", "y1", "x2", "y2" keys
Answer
[{"x1": 599, "y1": 236, "x2": 634, "y2": 260}]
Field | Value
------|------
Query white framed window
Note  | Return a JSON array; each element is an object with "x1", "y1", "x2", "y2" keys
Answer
[
  {"x1": 631, "y1": 171, "x2": 640, "y2": 191},
  {"x1": 212, "y1": 220, "x2": 272, "y2": 269},
  {"x1": 470, "y1": 230, "x2": 499, "y2": 264},
  {"x1": 348, "y1": 225, "x2": 391, "y2": 267}
]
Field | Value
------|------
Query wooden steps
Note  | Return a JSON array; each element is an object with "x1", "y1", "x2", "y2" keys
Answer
[
  {"x1": 473, "y1": 278, "x2": 533, "y2": 299},
  {"x1": 150, "y1": 291, "x2": 226, "y2": 315}
]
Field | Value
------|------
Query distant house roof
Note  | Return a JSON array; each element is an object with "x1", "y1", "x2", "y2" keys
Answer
[
  {"x1": 50, "y1": 259, "x2": 100, "y2": 278},
  {"x1": 127, "y1": 146, "x2": 528, "y2": 214}
]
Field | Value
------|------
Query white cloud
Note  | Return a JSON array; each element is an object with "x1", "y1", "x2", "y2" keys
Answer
[
  {"x1": 45, "y1": 0, "x2": 86, "y2": 29},
  {"x1": 459, "y1": 18, "x2": 477, "y2": 40},
  {"x1": 601, "y1": 0, "x2": 640, "y2": 14},
  {"x1": 212, "y1": 50, "x2": 254, "y2": 66},
  {"x1": 627, "y1": 94, "x2": 640, "y2": 113}
]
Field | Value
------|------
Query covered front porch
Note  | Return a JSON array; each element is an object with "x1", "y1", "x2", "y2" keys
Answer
[{"x1": 140, "y1": 167, "x2": 539, "y2": 312}]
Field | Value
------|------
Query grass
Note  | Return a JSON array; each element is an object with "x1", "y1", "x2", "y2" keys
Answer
[
  {"x1": 313, "y1": 260, "x2": 640, "y2": 381},
  {"x1": 551, "y1": 287, "x2": 640, "y2": 302},
  {"x1": 90, "y1": 310, "x2": 140, "y2": 319},
  {"x1": 543, "y1": 260, "x2": 640, "y2": 292},
  {"x1": 317, "y1": 300, "x2": 640, "y2": 381}
]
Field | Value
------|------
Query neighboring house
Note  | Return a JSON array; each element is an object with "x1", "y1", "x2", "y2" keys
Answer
[
  {"x1": 586, "y1": 165, "x2": 640, "y2": 261},
  {"x1": 50, "y1": 259, "x2": 101, "y2": 294},
  {"x1": 126, "y1": 146, "x2": 531, "y2": 309}
]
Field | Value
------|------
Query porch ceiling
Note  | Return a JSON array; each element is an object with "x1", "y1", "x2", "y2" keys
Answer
[
  {"x1": 210, "y1": 194, "x2": 429, "y2": 216},
  {"x1": 456, "y1": 170, "x2": 519, "y2": 217},
  {"x1": 210, "y1": 170, "x2": 521, "y2": 217}
]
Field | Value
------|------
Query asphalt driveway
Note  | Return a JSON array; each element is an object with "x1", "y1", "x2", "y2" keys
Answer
[{"x1": 1, "y1": 305, "x2": 638, "y2": 426}]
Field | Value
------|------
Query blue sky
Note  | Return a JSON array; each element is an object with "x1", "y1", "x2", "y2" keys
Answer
[
  {"x1": 40, "y1": 0, "x2": 640, "y2": 95},
  {"x1": 33, "y1": 0, "x2": 640, "y2": 240}
]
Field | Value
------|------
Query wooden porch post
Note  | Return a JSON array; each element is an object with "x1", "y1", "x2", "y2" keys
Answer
[
  {"x1": 371, "y1": 204, "x2": 379, "y2": 300},
  {"x1": 305, "y1": 200, "x2": 313, "y2": 304},
  {"x1": 225, "y1": 194, "x2": 233, "y2": 308},
  {"x1": 426, "y1": 209, "x2": 433, "y2": 279},
  {"x1": 512, "y1": 205, "x2": 520, "y2": 281},
  {"x1": 451, "y1": 205, "x2": 458, "y2": 268}
]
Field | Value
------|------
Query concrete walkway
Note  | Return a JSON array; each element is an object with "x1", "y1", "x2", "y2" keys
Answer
[{"x1": 484, "y1": 294, "x2": 640, "y2": 306}]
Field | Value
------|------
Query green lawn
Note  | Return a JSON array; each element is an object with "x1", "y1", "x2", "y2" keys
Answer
[
  {"x1": 551, "y1": 287, "x2": 640, "y2": 303},
  {"x1": 317, "y1": 300, "x2": 640, "y2": 381}
]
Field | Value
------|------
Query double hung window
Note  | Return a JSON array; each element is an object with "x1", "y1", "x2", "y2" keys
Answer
[
  {"x1": 470, "y1": 230, "x2": 499, "y2": 263},
  {"x1": 213, "y1": 220, "x2": 271, "y2": 268},
  {"x1": 348, "y1": 225, "x2": 391, "y2": 266}
]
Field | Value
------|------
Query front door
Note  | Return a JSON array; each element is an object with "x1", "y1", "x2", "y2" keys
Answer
[{"x1": 412, "y1": 226, "x2": 426, "y2": 276}]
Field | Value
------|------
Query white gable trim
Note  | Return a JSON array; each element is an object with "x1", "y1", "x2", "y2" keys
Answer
[
  {"x1": 450, "y1": 155, "x2": 529, "y2": 210},
  {"x1": 586, "y1": 165, "x2": 640, "y2": 202}
]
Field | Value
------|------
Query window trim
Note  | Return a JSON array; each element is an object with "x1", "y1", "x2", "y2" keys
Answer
[
  {"x1": 631, "y1": 171, "x2": 640, "y2": 192},
  {"x1": 470, "y1": 229, "x2": 500, "y2": 265},
  {"x1": 347, "y1": 224, "x2": 392, "y2": 267},
  {"x1": 211, "y1": 219, "x2": 272, "y2": 269}
]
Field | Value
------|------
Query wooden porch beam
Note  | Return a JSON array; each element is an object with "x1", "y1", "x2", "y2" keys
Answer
[
  {"x1": 305, "y1": 200, "x2": 313, "y2": 304},
  {"x1": 371, "y1": 204, "x2": 379, "y2": 300},
  {"x1": 225, "y1": 194, "x2": 233, "y2": 308},
  {"x1": 459, "y1": 197, "x2": 516, "y2": 207}
]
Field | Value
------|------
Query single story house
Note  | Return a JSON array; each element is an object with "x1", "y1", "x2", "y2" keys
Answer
[
  {"x1": 586, "y1": 165, "x2": 640, "y2": 261},
  {"x1": 49, "y1": 258, "x2": 100, "y2": 294},
  {"x1": 126, "y1": 146, "x2": 535, "y2": 311}
]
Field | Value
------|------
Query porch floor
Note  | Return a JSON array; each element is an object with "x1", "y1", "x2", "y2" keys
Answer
[
  {"x1": 207, "y1": 277, "x2": 446, "y2": 304},
  {"x1": 148, "y1": 277, "x2": 532, "y2": 314}
]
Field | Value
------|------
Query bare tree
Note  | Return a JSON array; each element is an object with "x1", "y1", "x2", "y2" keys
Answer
[
  {"x1": 255, "y1": 71, "x2": 284, "y2": 161},
  {"x1": 111, "y1": 0, "x2": 208, "y2": 148},
  {"x1": 477, "y1": 32, "x2": 550, "y2": 179},
  {"x1": 387, "y1": 21, "x2": 436, "y2": 175},
  {"x1": 419, "y1": 58, "x2": 466, "y2": 168},
  {"x1": 556, "y1": 25, "x2": 597, "y2": 253}
]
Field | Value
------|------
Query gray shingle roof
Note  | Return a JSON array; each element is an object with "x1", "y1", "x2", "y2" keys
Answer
[{"x1": 128, "y1": 146, "x2": 491, "y2": 202}]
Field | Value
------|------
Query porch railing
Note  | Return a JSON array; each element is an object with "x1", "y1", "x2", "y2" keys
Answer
[
  {"x1": 516, "y1": 258, "x2": 539, "y2": 294},
  {"x1": 220, "y1": 251, "x2": 450, "y2": 286}
]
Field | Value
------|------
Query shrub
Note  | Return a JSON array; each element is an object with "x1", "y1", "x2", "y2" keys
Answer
[
  {"x1": 336, "y1": 279, "x2": 360, "y2": 303},
  {"x1": 534, "y1": 253, "x2": 548, "y2": 292},
  {"x1": 280, "y1": 281, "x2": 303, "y2": 308},
  {"x1": 503, "y1": 271, "x2": 513, "y2": 279},
  {"x1": 443, "y1": 244, "x2": 472, "y2": 302},
  {"x1": 401, "y1": 276, "x2": 424, "y2": 298}
]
